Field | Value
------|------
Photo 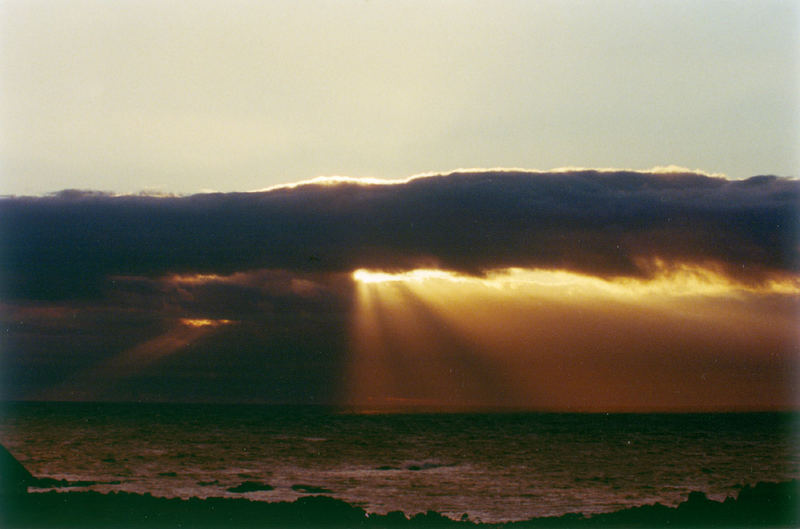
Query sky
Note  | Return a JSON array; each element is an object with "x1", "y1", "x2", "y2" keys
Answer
[
  {"x1": 1, "y1": 0, "x2": 798, "y2": 195},
  {"x1": 0, "y1": 1, "x2": 798, "y2": 411},
  {"x1": 1, "y1": 170, "x2": 798, "y2": 410}
]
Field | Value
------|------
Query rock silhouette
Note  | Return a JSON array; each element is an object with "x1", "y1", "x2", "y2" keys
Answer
[
  {"x1": 1, "y1": 444, "x2": 797, "y2": 527},
  {"x1": 226, "y1": 481, "x2": 275, "y2": 493},
  {"x1": 0, "y1": 445, "x2": 36, "y2": 495}
]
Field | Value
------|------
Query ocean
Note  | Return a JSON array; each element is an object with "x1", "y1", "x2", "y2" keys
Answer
[{"x1": 0, "y1": 403, "x2": 797, "y2": 523}]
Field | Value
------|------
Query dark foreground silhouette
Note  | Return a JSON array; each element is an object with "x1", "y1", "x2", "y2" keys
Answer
[{"x1": 2, "y1": 446, "x2": 797, "y2": 528}]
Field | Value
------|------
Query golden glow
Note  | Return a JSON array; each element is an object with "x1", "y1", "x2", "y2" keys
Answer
[
  {"x1": 353, "y1": 265, "x2": 800, "y2": 297},
  {"x1": 38, "y1": 318, "x2": 236, "y2": 400},
  {"x1": 353, "y1": 268, "x2": 468, "y2": 284},
  {"x1": 345, "y1": 265, "x2": 799, "y2": 412},
  {"x1": 180, "y1": 318, "x2": 234, "y2": 327},
  {"x1": 168, "y1": 273, "x2": 226, "y2": 284}
]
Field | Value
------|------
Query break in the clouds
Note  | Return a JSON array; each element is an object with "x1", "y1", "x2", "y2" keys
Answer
[
  {"x1": 1, "y1": 169, "x2": 798, "y2": 409},
  {"x1": 1, "y1": 169, "x2": 798, "y2": 300}
]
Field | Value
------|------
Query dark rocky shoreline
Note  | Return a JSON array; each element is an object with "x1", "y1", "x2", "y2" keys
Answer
[
  {"x1": 0, "y1": 479, "x2": 796, "y2": 528},
  {"x1": 2, "y1": 445, "x2": 797, "y2": 528}
]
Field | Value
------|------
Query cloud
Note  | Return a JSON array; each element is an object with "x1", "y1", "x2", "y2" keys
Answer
[
  {"x1": 0, "y1": 269, "x2": 355, "y2": 403},
  {"x1": 2, "y1": 169, "x2": 797, "y2": 407},
  {"x1": 1, "y1": 169, "x2": 797, "y2": 300}
]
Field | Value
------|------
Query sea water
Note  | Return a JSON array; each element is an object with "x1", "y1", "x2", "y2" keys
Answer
[{"x1": 0, "y1": 403, "x2": 797, "y2": 523}]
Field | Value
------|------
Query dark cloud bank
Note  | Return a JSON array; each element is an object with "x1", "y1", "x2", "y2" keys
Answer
[
  {"x1": 2, "y1": 170, "x2": 798, "y2": 300},
  {"x1": 1, "y1": 170, "x2": 798, "y2": 404}
]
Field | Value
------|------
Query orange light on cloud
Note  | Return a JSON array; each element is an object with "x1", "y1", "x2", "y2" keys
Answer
[
  {"x1": 180, "y1": 318, "x2": 234, "y2": 327},
  {"x1": 167, "y1": 273, "x2": 226, "y2": 284},
  {"x1": 353, "y1": 269, "x2": 468, "y2": 284},
  {"x1": 354, "y1": 264, "x2": 800, "y2": 298},
  {"x1": 346, "y1": 266, "x2": 799, "y2": 412}
]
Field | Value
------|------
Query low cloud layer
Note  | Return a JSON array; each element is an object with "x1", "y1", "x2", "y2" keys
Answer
[
  {"x1": 1, "y1": 169, "x2": 798, "y2": 300},
  {"x1": 1, "y1": 169, "x2": 798, "y2": 407}
]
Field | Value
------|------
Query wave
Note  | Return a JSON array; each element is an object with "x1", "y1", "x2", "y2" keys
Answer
[
  {"x1": 2, "y1": 444, "x2": 797, "y2": 526},
  {"x1": 0, "y1": 480, "x2": 796, "y2": 528}
]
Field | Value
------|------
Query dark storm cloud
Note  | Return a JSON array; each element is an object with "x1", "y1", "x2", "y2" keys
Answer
[
  {"x1": 105, "y1": 270, "x2": 353, "y2": 322},
  {"x1": 0, "y1": 270, "x2": 355, "y2": 402},
  {"x1": 1, "y1": 170, "x2": 798, "y2": 300}
]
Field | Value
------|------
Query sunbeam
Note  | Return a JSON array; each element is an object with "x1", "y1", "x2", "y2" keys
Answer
[
  {"x1": 36, "y1": 318, "x2": 236, "y2": 401},
  {"x1": 347, "y1": 270, "x2": 526, "y2": 412},
  {"x1": 346, "y1": 267, "x2": 798, "y2": 412}
]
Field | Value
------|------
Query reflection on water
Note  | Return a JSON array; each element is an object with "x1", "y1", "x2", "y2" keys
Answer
[{"x1": 1, "y1": 403, "x2": 797, "y2": 523}]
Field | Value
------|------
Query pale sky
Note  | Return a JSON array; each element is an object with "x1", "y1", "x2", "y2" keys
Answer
[{"x1": 2, "y1": 0, "x2": 798, "y2": 196}]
